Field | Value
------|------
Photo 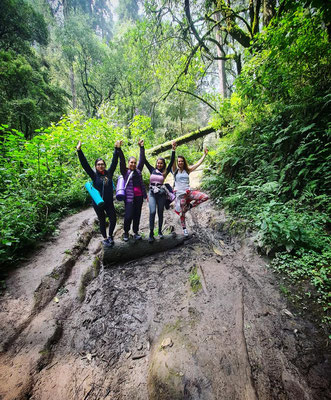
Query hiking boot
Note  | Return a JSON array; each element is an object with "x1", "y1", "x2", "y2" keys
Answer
[
  {"x1": 183, "y1": 228, "x2": 189, "y2": 237},
  {"x1": 123, "y1": 232, "x2": 129, "y2": 242},
  {"x1": 133, "y1": 233, "x2": 142, "y2": 240}
]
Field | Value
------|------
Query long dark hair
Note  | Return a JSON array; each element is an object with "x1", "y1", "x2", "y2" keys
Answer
[
  {"x1": 95, "y1": 158, "x2": 106, "y2": 168},
  {"x1": 95, "y1": 158, "x2": 108, "y2": 183},
  {"x1": 156, "y1": 157, "x2": 166, "y2": 172},
  {"x1": 177, "y1": 155, "x2": 189, "y2": 173}
]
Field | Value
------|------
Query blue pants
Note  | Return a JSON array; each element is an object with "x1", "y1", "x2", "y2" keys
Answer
[{"x1": 149, "y1": 191, "x2": 167, "y2": 235}]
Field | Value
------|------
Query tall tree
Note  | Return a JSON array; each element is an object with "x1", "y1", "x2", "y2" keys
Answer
[{"x1": 0, "y1": 0, "x2": 67, "y2": 138}]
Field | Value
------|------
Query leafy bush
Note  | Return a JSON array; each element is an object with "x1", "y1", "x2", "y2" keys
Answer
[
  {"x1": 203, "y1": 6, "x2": 330, "y2": 327},
  {"x1": 0, "y1": 111, "x2": 157, "y2": 267},
  {"x1": 271, "y1": 248, "x2": 331, "y2": 325}
]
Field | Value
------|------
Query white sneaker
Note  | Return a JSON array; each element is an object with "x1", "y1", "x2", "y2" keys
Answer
[{"x1": 183, "y1": 228, "x2": 189, "y2": 237}]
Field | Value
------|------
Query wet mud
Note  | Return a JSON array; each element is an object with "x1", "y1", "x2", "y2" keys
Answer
[{"x1": 0, "y1": 197, "x2": 330, "y2": 400}]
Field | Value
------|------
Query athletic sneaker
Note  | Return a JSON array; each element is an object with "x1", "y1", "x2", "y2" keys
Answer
[
  {"x1": 123, "y1": 232, "x2": 129, "y2": 242},
  {"x1": 102, "y1": 238, "x2": 110, "y2": 246},
  {"x1": 183, "y1": 228, "x2": 189, "y2": 237},
  {"x1": 148, "y1": 235, "x2": 155, "y2": 243},
  {"x1": 183, "y1": 203, "x2": 193, "y2": 213},
  {"x1": 133, "y1": 233, "x2": 142, "y2": 240},
  {"x1": 107, "y1": 236, "x2": 114, "y2": 246},
  {"x1": 158, "y1": 232, "x2": 164, "y2": 239}
]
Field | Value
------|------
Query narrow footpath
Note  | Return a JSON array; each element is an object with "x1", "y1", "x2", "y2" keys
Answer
[{"x1": 0, "y1": 171, "x2": 330, "y2": 400}]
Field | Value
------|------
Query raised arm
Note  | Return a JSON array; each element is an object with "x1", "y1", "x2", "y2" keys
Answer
[
  {"x1": 118, "y1": 147, "x2": 127, "y2": 177},
  {"x1": 107, "y1": 140, "x2": 122, "y2": 176},
  {"x1": 107, "y1": 148, "x2": 119, "y2": 176},
  {"x1": 144, "y1": 155, "x2": 154, "y2": 174},
  {"x1": 76, "y1": 141, "x2": 95, "y2": 180},
  {"x1": 137, "y1": 139, "x2": 145, "y2": 171},
  {"x1": 165, "y1": 141, "x2": 177, "y2": 176},
  {"x1": 188, "y1": 148, "x2": 208, "y2": 173}
]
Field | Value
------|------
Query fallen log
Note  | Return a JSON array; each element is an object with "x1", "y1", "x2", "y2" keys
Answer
[
  {"x1": 103, "y1": 233, "x2": 185, "y2": 266},
  {"x1": 147, "y1": 126, "x2": 216, "y2": 156}
]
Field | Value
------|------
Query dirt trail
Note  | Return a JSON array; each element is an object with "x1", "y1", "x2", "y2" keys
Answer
[{"x1": 0, "y1": 171, "x2": 330, "y2": 400}]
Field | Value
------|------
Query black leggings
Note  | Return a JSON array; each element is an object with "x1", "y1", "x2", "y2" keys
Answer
[
  {"x1": 149, "y1": 191, "x2": 166, "y2": 234},
  {"x1": 124, "y1": 196, "x2": 143, "y2": 234},
  {"x1": 93, "y1": 202, "x2": 116, "y2": 238}
]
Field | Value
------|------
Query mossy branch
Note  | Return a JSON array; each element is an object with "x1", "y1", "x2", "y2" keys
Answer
[{"x1": 147, "y1": 126, "x2": 217, "y2": 156}]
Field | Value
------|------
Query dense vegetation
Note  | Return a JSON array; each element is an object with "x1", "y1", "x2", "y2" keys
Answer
[
  {"x1": 0, "y1": 0, "x2": 330, "y2": 328},
  {"x1": 204, "y1": 6, "x2": 331, "y2": 327}
]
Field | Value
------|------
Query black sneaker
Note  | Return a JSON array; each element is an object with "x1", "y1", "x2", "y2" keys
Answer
[
  {"x1": 133, "y1": 233, "x2": 142, "y2": 240},
  {"x1": 123, "y1": 232, "x2": 129, "y2": 242},
  {"x1": 148, "y1": 235, "x2": 155, "y2": 243}
]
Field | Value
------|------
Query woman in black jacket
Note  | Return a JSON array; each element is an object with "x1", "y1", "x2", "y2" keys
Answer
[{"x1": 76, "y1": 140, "x2": 121, "y2": 246}]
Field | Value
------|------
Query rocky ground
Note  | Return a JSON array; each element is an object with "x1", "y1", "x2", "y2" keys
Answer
[{"x1": 0, "y1": 172, "x2": 330, "y2": 400}]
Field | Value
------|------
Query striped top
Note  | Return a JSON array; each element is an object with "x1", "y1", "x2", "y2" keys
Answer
[
  {"x1": 118, "y1": 147, "x2": 147, "y2": 202},
  {"x1": 145, "y1": 150, "x2": 175, "y2": 188}
]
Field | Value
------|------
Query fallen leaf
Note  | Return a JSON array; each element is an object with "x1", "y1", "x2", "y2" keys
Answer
[
  {"x1": 213, "y1": 246, "x2": 223, "y2": 256},
  {"x1": 282, "y1": 309, "x2": 294, "y2": 318},
  {"x1": 161, "y1": 338, "x2": 173, "y2": 349}
]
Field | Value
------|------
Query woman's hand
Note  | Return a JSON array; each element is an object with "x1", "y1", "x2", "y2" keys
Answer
[
  {"x1": 115, "y1": 140, "x2": 123, "y2": 148},
  {"x1": 204, "y1": 148, "x2": 209, "y2": 155},
  {"x1": 138, "y1": 139, "x2": 144, "y2": 147},
  {"x1": 172, "y1": 141, "x2": 177, "y2": 151},
  {"x1": 76, "y1": 140, "x2": 82, "y2": 150}
]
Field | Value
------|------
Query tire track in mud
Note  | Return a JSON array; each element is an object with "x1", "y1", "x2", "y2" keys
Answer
[{"x1": 0, "y1": 200, "x2": 330, "y2": 400}]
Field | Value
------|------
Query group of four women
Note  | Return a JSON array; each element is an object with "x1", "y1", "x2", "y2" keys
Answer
[{"x1": 76, "y1": 140, "x2": 209, "y2": 246}]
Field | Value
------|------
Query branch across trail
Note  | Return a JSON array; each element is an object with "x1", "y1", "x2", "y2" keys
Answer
[{"x1": 147, "y1": 126, "x2": 216, "y2": 156}]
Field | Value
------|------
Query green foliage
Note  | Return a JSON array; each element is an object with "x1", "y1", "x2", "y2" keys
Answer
[
  {"x1": 0, "y1": 0, "x2": 68, "y2": 138},
  {"x1": 189, "y1": 266, "x2": 202, "y2": 293},
  {"x1": 203, "y1": 6, "x2": 330, "y2": 326},
  {"x1": 256, "y1": 203, "x2": 329, "y2": 254},
  {"x1": 0, "y1": 112, "x2": 129, "y2": 267},
  {"x1": 271, "y1": 248, "x2": 331, "y2": 323},
  {"x1": 238, "y1": 7, "x2": 330, "y2": 106},
  {"x1": 129, "y1": 115, "x2": 155, "y2": 148},
  {"x1": 0, "y1": 0, "x2": 48, "y2": 52}
]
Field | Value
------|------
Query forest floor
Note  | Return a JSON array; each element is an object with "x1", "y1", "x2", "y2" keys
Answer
[{"x1": 0, "y1": 169, "x2": 330, "y2": 400}]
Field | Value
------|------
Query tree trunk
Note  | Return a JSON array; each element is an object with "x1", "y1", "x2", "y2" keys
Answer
[
  {"x1": 263, "y1": 0, "x2": 276, "y2": 26},
  {"x1": 147, "y1": 126, "x2": 217, "y2": 156},
  {"x1": 69, "y1": 64, "x2": 77, "y2": 109},
  {"x1": 103, "y1": 234, "x2": 185, "y2": 266},
  {"x1": 215, "y1": 12, "x2": 227, "y2": 97}
]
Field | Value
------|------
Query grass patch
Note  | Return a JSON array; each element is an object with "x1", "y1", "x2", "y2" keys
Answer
[{"x1": 189, "y1": 266, "x2": 202, "y2": 293}]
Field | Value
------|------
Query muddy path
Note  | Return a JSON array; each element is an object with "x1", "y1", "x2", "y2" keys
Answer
[{"x1": 0, "y1": 173, "x2": 330, "y2": 400}]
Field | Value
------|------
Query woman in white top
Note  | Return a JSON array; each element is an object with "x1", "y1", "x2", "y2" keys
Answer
[{"x1": 172, "y1": 149, "x2": 209, "y2": 236}]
